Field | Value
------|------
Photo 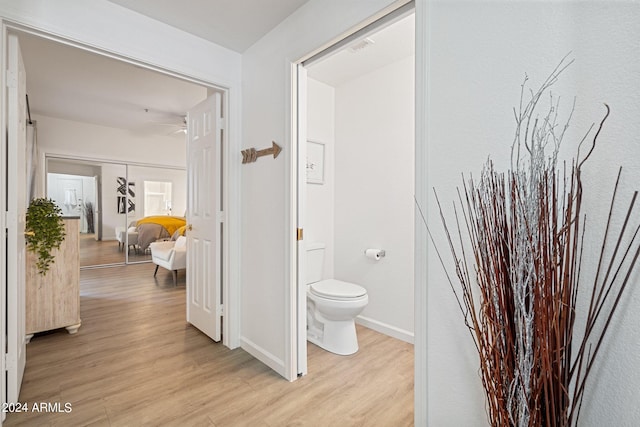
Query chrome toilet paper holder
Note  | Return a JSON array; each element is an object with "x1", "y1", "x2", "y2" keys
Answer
[{"x1": 364, "y1": 249, "x2": 386, "y2": 259}]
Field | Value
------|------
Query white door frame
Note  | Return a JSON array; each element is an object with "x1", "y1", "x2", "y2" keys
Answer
[
  {"x1": 413, "y1": 1, "x2": 428, "y2": 424},
  {"x1": 0, "y1": 23, "x2": 7, "y2": 426},
  {"x1": 291, "y1": 63, "x2": 308, "y2": 377},
  {"x1": 0, "y1": 21, "x2": 240, "y2": 355},
  {"x1": 289, "y1": 1, "x2": 426, "y2": 423}
]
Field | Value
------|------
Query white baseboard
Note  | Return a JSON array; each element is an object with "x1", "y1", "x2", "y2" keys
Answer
[
  {"x1": 240, "y1": 336, "x2": 287, "y2": 377},
  {"x1": 356, "y1": 315, "x2": 414, "y2": 344}
]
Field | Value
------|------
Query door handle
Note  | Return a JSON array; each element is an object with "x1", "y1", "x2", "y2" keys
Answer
[{"x1": 187, "y1": 224, "x2": 193, "y2": 231}]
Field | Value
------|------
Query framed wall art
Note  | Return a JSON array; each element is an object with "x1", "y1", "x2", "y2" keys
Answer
[
  {"x1": 117, "y1": 176, "x2": 135, "y2": 214},
  {"x1": 306, "y1": 140, "x2": 325, "y2": 184}
]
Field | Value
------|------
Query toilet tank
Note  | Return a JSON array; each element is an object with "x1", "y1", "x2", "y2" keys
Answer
[{"x1": 306, "y1": 242, "x2": 325, "y2": 284}]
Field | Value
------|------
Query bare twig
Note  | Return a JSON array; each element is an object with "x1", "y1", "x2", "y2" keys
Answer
[{"x1": 424, "y1": 58, "x2": 638, "y2": 427}]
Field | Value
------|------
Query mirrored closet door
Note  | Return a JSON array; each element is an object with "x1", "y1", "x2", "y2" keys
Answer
[{"x1": 46, "y1": 156, "x2": 186, "y2": 268}]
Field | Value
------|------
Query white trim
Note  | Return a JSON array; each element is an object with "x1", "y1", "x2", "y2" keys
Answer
[
  {"x1": 294, "y1": 64, "x2": 308, "y2": 377},
  {"x1": 414, "y1": 0, "x2": 429, "y2": 425},
  {"x1": 283, "y1": 61, "x2": 297, "y2": 381},
  {"x1": 5, "y1": 22, "x2": 231, "y2": 92},
  {"x1": 239, "y1": 337, "x2": 286, "y2": 378},
  {"x1": 224, "y1": 86, "x2": 241, "y2": 350},
  {"x1": 356, "y1": 316, "x2": 414, "y2": 344},
  {"x1": 0, "y1": 20, "x2": 7, "y2": 425}
]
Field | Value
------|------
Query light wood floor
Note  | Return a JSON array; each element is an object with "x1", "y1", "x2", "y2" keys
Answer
[
  {"x1": 6, "y1": 263, "x2": 414, "y2": 426},
  {"x1": 80, "y1": 233, "x2": 152, "y2": 267}
]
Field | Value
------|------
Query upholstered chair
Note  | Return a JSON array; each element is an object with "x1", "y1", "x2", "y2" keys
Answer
[{"x1": 149, "y1": 236, "x2": 187, "y2": 285}]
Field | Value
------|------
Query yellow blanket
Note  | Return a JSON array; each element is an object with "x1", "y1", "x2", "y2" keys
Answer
[{"x1": 136, "y1": 216, "x2": 186, "y2": 236}]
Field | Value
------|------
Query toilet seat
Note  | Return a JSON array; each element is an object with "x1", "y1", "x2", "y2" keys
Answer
[{"x1": 309, "y1": 279, "x2": 367, "y2": 301}]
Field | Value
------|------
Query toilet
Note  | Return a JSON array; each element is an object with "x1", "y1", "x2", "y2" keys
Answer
[{"x1": 306, "y1": 242, "x2": 368, "y2": 355}]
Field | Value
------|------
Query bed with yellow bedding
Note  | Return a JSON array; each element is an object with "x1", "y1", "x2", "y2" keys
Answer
[{"x1": 134, "y1": 216, "x2": 187, "y2": 250}]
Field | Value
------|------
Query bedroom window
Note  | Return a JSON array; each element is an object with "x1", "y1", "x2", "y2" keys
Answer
[{"x1": 144, "y1": 181, "x2": 172, "y2": 216}]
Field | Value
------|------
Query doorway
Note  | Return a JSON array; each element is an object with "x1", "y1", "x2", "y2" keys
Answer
[
  {"x1": 2, "y1": 24, "x2": 236, "y2": 407},
  {"x1": 294, "y1": 8, "x2": 416, "y2": 375}
]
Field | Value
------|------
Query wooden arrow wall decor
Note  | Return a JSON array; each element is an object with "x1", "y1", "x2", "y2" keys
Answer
[{"x1": 241, "y1": 141, "x2": 282, "y2": 164}]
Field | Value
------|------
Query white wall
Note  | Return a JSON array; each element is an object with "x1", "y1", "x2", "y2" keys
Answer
[
  {"x1": 0, "y1": 0, "x2": 241, "y2": 89},
  {"x1": 306, "y1": 78, "x2": 335, "y2": 280},
  {"x1": 425, "y1": 1, "x2": 640, "y2": 425},
  {"x1": 35, "y1": 114, "x2": 187, "y2": 168},
  {"x1": 334, "y1": 55, "x2": 415, "y2": 342},
  {"x1": 101, "y1": 163, "x2": 126, "y2": 240},
  {"x1": 241, "y1": 0, "x2": 410, "y2": 379}
]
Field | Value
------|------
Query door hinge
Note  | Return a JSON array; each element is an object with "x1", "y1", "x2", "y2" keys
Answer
[
  {"x1": 297, "y1": 228, "x2": 303, "y2": 241},
  {"x1": 217, "y1": 117, "x2": 226, "y2": 130},
  {"x1": 218, "y1": 304, "x2": 224, "y2": 316}
]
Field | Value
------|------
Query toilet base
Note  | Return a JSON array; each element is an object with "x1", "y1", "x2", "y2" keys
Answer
[{"x1": 307, "y1": 318, "x2": 359, "y2": 356}]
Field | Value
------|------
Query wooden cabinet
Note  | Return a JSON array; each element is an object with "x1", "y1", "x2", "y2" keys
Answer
[{"x1": 26, "y1": 217, "x2": 81, "y2": 341}]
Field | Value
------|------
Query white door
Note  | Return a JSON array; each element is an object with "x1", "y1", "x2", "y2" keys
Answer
[
  {"x1": 186, "y1": 93, "x2": 223, "y2": 341},
  {"x1": 5, "y1": 33, "x2": 28, "y2": 404}
]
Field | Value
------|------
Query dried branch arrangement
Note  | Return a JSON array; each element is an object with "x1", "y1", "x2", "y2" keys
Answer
[{"x1": 431, "y1": 57, "x2": 640, "y2": 426}]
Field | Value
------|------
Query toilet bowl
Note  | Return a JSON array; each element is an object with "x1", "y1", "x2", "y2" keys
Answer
[
  {"x1": 305, "y1": 243, "x2": 369, "y2": 355},
  {"x1": 307, "y1": 279, "x2": 368, "y2": 355}
]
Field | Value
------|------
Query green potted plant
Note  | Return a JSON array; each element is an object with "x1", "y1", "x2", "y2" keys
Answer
[{"x1": 26, "y1": 198, "x2": 66, "y2": 275}]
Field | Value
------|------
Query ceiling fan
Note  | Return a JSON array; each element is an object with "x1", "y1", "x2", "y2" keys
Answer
[
  {"x1": 166, "y1": 116, "x2": 187, "y2": 135},
  {"x1": 144, "y1": 108, "x2": 187, "y2": 135}
]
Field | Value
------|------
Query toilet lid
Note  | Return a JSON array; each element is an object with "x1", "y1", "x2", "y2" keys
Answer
[{"x1": 310, "y1": 279, "x2": 367, "y2": 300}]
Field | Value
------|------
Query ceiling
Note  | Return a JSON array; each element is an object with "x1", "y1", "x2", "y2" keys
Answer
[
  {"x1": 19, "y1": 31, "x2": 208, "y2": 136},
  {"x1": 17, "y1": 3, "x2": 413, "y2": 140},
  {"x1": 306, "y1": 13, "x2": 414, "y2": 87},
  {"x1": 107, "y1": 0, "x2": 311, "y2": 53},
  {"x1": 18, "y1": 0, "x2": 314, "y2": 138}
]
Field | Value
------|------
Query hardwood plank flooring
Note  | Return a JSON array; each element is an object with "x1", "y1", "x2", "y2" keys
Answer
[
  {"x1": 6, "y1": 264, "x2": 414, "y2": 426},
  {"x1": 80, "y1": 233, "x2": 153, "y2": 267}
]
